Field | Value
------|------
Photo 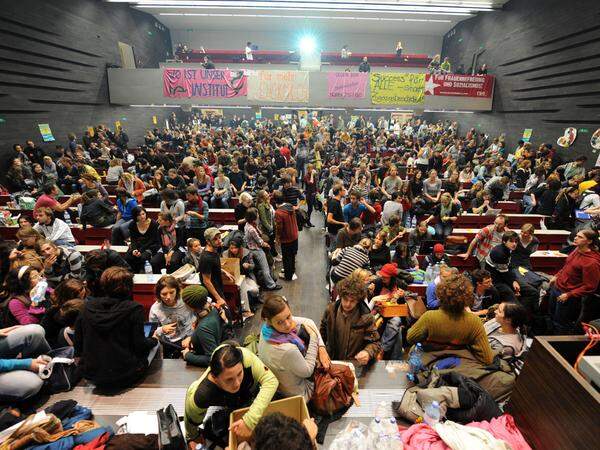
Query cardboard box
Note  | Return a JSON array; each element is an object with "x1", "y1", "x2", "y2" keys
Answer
[
  {"x1": 229, "y1": 396, "x2": 310, "y2": 448},
  {"x1": 221, "y1": 257, "x2": 241, "y2": 286}
]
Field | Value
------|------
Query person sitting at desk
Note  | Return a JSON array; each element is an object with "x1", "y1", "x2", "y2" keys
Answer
[
  {"x1": 320, "y1": 273, "x2": 381, "y2": 366},
  {"x1": 184, "y1": 343, "x2": 278, "y2": 447},
  {"x1": 510, "y1": 223, "x2": 539, "y2": 270}
]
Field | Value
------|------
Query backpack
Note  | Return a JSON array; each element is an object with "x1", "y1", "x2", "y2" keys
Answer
[{"x1": 40, "y1": 346, "x2": 81, "y2": 394}]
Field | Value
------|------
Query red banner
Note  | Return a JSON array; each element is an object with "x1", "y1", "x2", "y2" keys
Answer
[
  {"x1": 424, "y1": 74, "x2": 494, "y2": 98},
  {"x1": 162, "y1": 68, "x2": 247, "y2": 98}
]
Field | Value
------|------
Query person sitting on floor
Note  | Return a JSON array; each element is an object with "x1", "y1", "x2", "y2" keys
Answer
[
  {"x1": 0, "y1": 324, "x2": 52, "y2": 403},
  {"x1": 182, "y1": 237, "x2": 203, "y2": 272},
  {"x1": 252, "y1": 412, "x2": 318, "y2": 450},
  {"x1": 484, "y1": 301, "x2": 528, "y2": 363},
  {"x1": 181, "y1": 285, "x2": 227, "y2": 367},
  {"x1": 408, "y1": 272, "x2": 494, "y2": 365},
  {"x1": 258, "y1": 296, "x2": 330, "y2": 402},
  {"x1": 74, "y1": 267, "x2": 160, "y2": 388},
  {"x1": 125, "y1": 206, "x2": 161, "y2": 273},
  {"x1": 36, "y1": 239, "x2": 84, "y2": 287},
  {"x1": 320, "y1": 273, "x2": 381, "y2": 366},
  {"x1": 184, "y1": 343, "x2": 278, "y2": 447},
  {"x1": 149, "y1": 275, "x2": 195, "y2": 359},
  {"x1": 423, "y1": 243, "x2": 451, "y2": 270},
  {"x1": 2, "y1": 266, "x2": 48, "y2": 325}
]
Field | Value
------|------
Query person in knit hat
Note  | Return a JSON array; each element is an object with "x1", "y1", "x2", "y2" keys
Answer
[
  {"x1": 423, "y1": 243, "x2": 450, "y2": 270},
  {"x1": 181, "y1": 285, "x2": 226, "y2": 367}
]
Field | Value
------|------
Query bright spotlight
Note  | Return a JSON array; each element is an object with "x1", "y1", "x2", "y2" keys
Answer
[{"x1": 299, "y1": 36, "x2": 317, "y2": 54}]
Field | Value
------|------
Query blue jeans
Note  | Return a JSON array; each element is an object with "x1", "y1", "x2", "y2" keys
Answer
[
  {"x1": 381, "y1": 317, "x2": 404, "y2": 359},
  {"x1": 523, "y1": 194, "x2": 534, "y2": 214},
  {"x1": 250, "y1": 248, "x2": 276, "y2": 289},
  {"x1": 211, "y1": 194, "x2": 230, "y2": 208},
  {"x1": 0, "y1": 324, "x2": 50, "y2": 401},
  {"x1": 111, "y1": 218, "x2": 132, "y2": 245},
  {"x1": 434, "y1": 222, "x2": 453, "y2": 240}
]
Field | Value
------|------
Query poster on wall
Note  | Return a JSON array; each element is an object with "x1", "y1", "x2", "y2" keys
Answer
[
  {"x1": 247, "y1": 70, "x2": 309, "y2": 103},
  {"x1": 370, "y1": 73, "x2": 425, "y2": 105},
  {"x1": 557, "y1": 127, "x2": 577, "y2": 148},
  {"x1": 200, "y1": 108, "x2": 224, "y2": 117},
  {"x1": 38, "y1": 123, "x2": 55, "y2": 142},
  {"x1": 327, "y1": 72, "x2": 368, "y2": 99},
  {"x1": 522, "y1": 129, "x2": 533, "y2": 142},
  {"x1": 162, "y1": 68, "x2": 247, "y2": 98},
  {"x1": 424, "y1": 74, "x2": 494, "y2": 98},
  {"x1": 152, "y1": 116, "x2": 158, "y2": 125},
  {"x1": 390, "y1": 112, "x2": 413, "y2": 124},
  {"x1": 591, "y1": 129, "x2": 600, "y2": 150}
]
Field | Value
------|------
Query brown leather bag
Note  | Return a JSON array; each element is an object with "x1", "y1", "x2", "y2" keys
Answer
[{"x1": 311, "y1": 363, "x2": 355, "y2": 416}]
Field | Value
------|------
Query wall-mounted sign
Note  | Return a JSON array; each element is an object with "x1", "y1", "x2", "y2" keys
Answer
[{"x1": 38, "y1": 123, "x2": 55, "y2": 142}]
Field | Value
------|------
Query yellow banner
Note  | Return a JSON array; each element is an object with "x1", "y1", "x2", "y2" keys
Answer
[
  {"x1": 370, "y1": 73, "x2": 425, "y2": 105},
  {"x1": 152, "y1": 115, "x2": 158, "y2": 125},
  {"x1": 248, "y1": 70, "x2": 309, "y2": 103}
]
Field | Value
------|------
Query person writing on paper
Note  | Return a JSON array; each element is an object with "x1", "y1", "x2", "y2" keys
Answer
[
  {"x1": 320, "y1": 273, "x2": 381, "y2": 366},
  {"x1": 184, "y1": 343, "x2": 278, "y2": 447},
  {"x1": 258, "y1": 296, "x2": 330, "y2": 401}
]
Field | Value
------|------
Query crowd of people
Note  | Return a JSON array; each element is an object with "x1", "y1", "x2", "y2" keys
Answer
[{"x1": 1, "y1": 112, "x2": 600, "y2": 448}]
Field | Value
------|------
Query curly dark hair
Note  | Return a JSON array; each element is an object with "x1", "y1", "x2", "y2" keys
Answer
[
  {"x1": 253, "y1": 412, "x2": 315, "y2": 450},
  {"x1": 336, "y1": 273, "x2": 367, "y2": 301},
  {"x1": 436, "y1": 273, "x2": 474, "y2": 315}
]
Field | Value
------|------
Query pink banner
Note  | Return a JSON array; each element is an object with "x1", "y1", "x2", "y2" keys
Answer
[
  {"x1": 162, "y1": 68, "x2": 247, "y2": 98},
  {"x1": 424, "y1": 74, "x2": 494, "y2": 98},
  {"x1": 327, "y1": 72, "x2": 368, "y2": 99}
]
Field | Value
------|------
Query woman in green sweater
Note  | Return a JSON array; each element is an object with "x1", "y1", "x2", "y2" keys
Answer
[
  {"x1": 407, "y1": 272, "x2": 494, "y2": 365},
  {"x1": 180, "y1": 285, "x2": 226, "y2": 367}
]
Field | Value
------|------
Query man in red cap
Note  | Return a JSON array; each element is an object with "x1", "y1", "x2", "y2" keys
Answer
[{"x1": 424, "y1": 243, "x2": 450, "y2": 270}]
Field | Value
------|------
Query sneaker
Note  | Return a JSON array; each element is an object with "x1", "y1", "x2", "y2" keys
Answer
[{"x1": 264, "y1": 284, "x2": 283, "y2": 291}]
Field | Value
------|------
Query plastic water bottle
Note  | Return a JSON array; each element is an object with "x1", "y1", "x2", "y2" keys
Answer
[
  {"x1": 31, "y1": 278, "x2": 48, "y2": 306},
  {"x1": 411, "y1": 215, "x2": 417, "y2": 229},
  {"x1": 63, "y1": 211, "x2": 72, "y2": 225},
  {"x1": 368, "y1": 417, "x2": 385, "y2": 447},
  {"x1": 424, "y1": 401, "x2": 441, "y2": 427},
  {"x1": 432, "y1": 262, "x2": 441, "y2": 280},
  {"x1": 407, "y1": 343, "x2": 424, "y2": 382},
  {"x1": 144, "y1": 260, "x2": 153, "y2": 275},
  {"x1": 424, "y1": 265, "x2": 433, "y2": 284}
]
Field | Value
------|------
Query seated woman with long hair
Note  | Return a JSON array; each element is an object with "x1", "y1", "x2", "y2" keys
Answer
[
  {"x1": 258, "y1": 296, "x2": 330, "y2": 401},
  {"x1": 484, "y1": 302, "x2": 528, "y2": 363},
  {"x1": 41, "y1": 278, "x2": 87, "y2": 347},
  {"x1": 2, "y1": 266, "x2": 47, "y2": 325},
  {"x1": 407, "y1": 272, "x2": 494, "y2": 365}
]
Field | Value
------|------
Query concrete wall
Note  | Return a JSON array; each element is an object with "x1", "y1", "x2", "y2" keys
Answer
[
  {"x1": 171, "y1": 30, "x2": 441, "y2": 56},
  {"x1": 108, "y1": 68, "x2": 493, "y2": 111},
  {"x1": 159, "y1": 62, "x2": 428, "y2": 73},
  {"x1": 429, "y1": 0, "x2": 600, "y2": 160},
  {"x1": 0, "y1": 0, "x2": 173, "y2": 172}
]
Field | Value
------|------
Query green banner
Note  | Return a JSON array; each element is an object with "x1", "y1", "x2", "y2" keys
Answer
[{"x1": 370, "y1": 73, "x2": 425, "y2": 105}]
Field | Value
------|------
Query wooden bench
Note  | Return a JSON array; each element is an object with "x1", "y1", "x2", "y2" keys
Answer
[
  {"x1": 452, "y1": 228, "x2": 570, "y2": 250},
  {"x1": 456, "y1": 213, "x2": 547, "y2": 229}
]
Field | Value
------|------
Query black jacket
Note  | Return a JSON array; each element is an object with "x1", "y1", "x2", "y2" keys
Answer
[
  {"x1": 80, "y1": 199, "x2": 116, "y2": 228},
  {"x1": 74, "y1": 296, "x2": 157, "y2": 387}
]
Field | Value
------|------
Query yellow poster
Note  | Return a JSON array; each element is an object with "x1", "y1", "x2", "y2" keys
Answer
[
  {"x1": 200, "y1": 108, "x2": 224, "y2": 117},
  {"x1": 114, "y1": 120, "x2": 121, "y2": 131},
  {"x1": 87, "y1": 126, "x2": 94, "y2": 137},
  {"x1": 370, "y1": 73, "x2": 425, "y2": 105},
  {"x1": 248, "y1": 70, "x2": 309, "y2": 103},
  {"x1": 152, "y1": 116, "x2": 158, "y2": 125}
]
